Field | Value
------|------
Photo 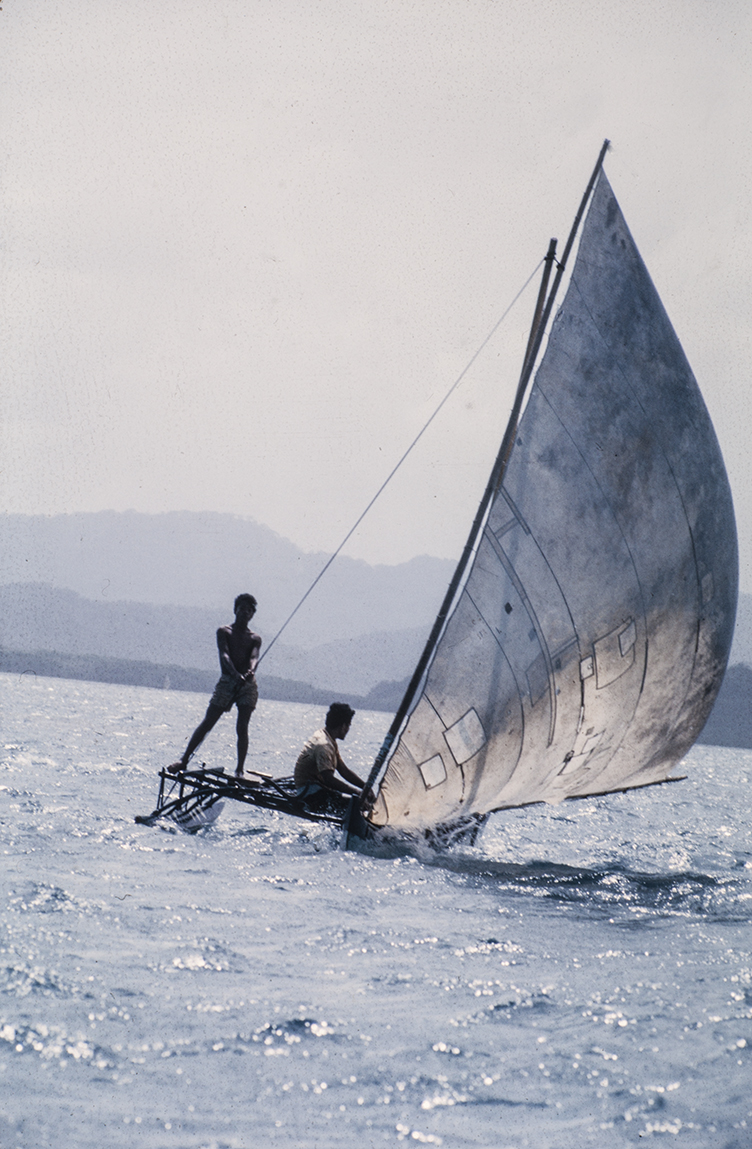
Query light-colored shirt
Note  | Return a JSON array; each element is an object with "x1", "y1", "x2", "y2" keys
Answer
[{"x1": 294, "y1": 728, "x2": 344, "y2": 787}]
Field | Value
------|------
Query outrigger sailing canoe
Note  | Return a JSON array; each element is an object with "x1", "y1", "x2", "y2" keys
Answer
[{"x1": 137, "y1": 142, "x2": 738, "y2": 846}]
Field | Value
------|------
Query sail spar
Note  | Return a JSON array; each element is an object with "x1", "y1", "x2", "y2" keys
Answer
[{"x1": 365, "y1": 168, "x2": 737, "y2": 834}]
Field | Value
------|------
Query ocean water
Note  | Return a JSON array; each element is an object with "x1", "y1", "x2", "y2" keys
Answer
[{"x1": 1, "y1": 671, "x2": 751, "y2": 1149}]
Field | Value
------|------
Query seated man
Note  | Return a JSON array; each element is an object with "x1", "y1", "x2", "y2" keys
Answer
[
  {"x1": 294, "y1": 703, "x2": 373, "y2": 812},
  {"x1": 168, "y1": 593, "x2": 261, "y2": 777}
]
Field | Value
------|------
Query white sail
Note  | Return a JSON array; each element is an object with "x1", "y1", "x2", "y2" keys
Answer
[{"x1": 367, "y1": 170, "x2": 737, "y2": 834}]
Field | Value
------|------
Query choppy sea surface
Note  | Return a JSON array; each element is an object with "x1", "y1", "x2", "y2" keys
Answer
[{"x1": 1, "y1": 671, "x2": 751, "y2": 1149}]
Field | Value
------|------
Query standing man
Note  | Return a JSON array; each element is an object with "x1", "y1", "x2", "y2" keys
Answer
[
  {"x1": 294, "y1": 703, "x2": 374, "y2": 811},
  {"x1": 168, "y1": 594, "x2": 261, "y2": 777}
]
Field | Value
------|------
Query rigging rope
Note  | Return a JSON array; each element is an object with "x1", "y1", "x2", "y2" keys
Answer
[{"x1": 258, "y1": 259, "x2": 545, "y2": 664}]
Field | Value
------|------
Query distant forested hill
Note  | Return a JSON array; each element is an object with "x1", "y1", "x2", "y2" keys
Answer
[
  {"x1": 0, "y1": 583, "x2": 426, "y2": 695},
  {"x1": 0, "y1": 647, "x2": 408, "y2": 712},
  {"x1": 694, "y1": 664, "x2": 752, "y2": 749},
  {"x1": 0, "y1": 512, "x2": 454, "y2": 648}
]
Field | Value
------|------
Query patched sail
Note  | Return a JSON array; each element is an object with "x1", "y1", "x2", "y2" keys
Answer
[{"x1": 368, "y1": 171, "x2": 737, "y2": 833}]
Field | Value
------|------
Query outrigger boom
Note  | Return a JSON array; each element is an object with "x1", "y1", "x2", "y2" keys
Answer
[{"x1": 135, "y1": 766, "x2": 345, "y2": 830}]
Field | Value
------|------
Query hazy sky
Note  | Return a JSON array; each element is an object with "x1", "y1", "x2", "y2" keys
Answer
[{"x1": 2, "y1": 1, "x2": 751, "y2": 588}]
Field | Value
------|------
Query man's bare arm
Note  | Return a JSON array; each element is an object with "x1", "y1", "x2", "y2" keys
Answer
[
  {"x1": 320, "y1": 770, "x2": 363, "y2": 797},
  {"x1": 244, "y1": 638, "x2": 261, "y2": 679},
  {"x1": 335, "y1": 762, "x2": 375, "y2": 803},
  {"x1": 336, "y1": 761, "x2": 367, "y2": 789}
]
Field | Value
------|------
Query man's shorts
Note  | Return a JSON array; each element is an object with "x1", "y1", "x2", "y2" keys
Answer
[{"x1": 209, "y1": 674, "x2": 259, "y2": 713}]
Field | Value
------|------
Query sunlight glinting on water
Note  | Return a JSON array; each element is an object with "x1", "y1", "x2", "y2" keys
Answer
[{"x1": 1, "y1": 673, "x2": 751, "y2": 1148}]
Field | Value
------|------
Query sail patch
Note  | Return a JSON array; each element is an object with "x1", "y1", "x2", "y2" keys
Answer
[
  {"x1": 418, "y1": 755, "x2": 448, "y2": 790},
  {"x1": 593, "y1": 619, "x2": 636, "y2": 688},
  {"x1": 619, "y1": 619, "x2": 637, "y2": 657},
  {"x1": 444, "y1": 708, "x2": 486, "y2": 765},
  {"x1": 560, "y1": 728, "x2": 604, "y2": 772}
]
